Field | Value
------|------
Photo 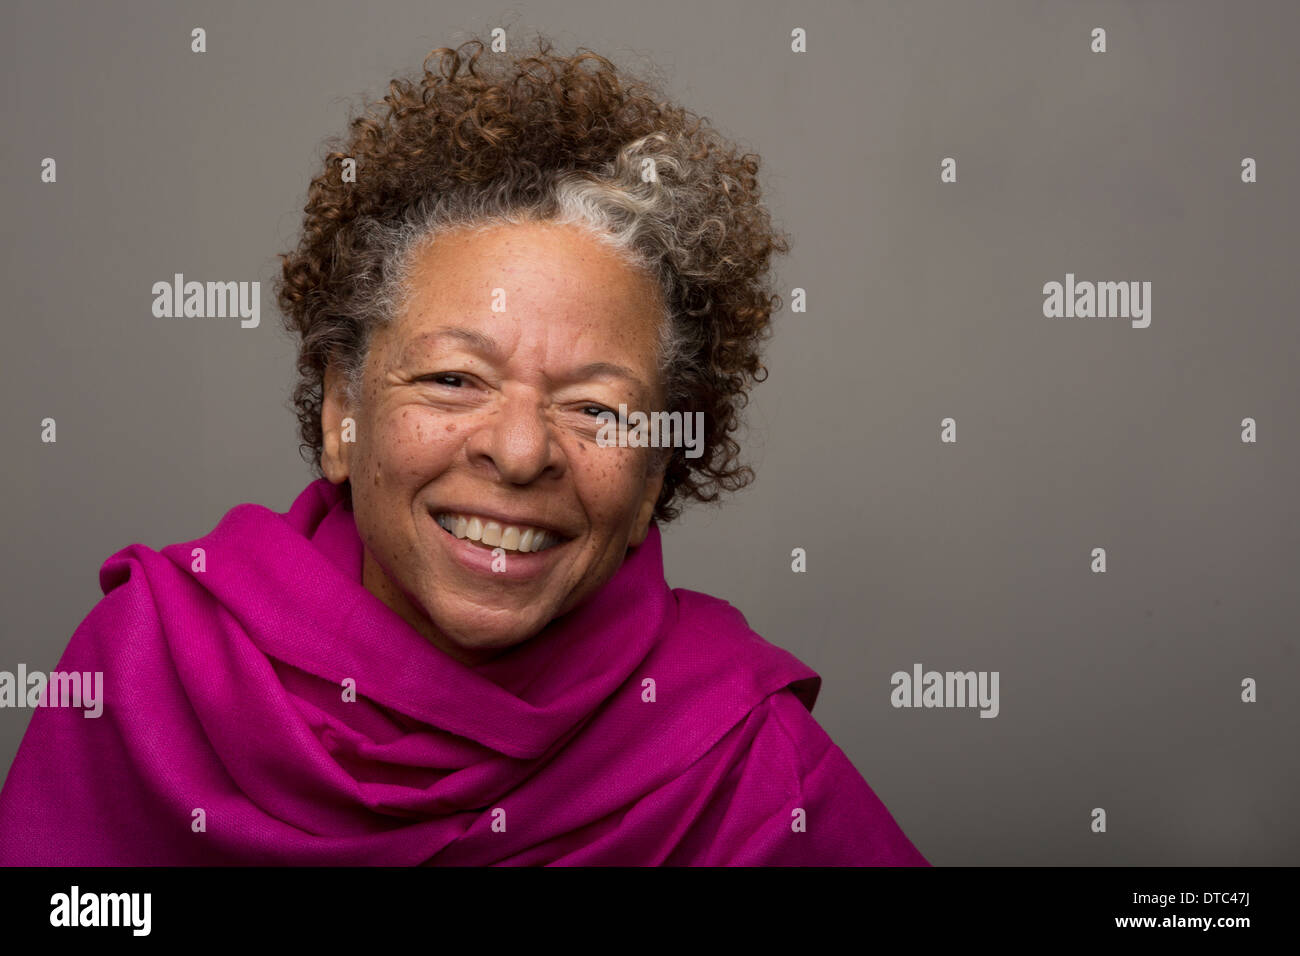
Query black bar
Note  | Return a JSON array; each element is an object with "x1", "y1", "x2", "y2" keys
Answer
[{"x1": 0, "y1": 866, "x2": 1281, "y2": 941}]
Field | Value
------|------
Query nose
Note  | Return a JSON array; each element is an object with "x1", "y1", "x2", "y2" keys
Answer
[{"x1": 465, "y1": 388, "x2": 566, "y2": 485}]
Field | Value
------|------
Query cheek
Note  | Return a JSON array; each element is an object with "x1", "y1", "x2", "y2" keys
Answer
[
  {"x1": 574, "y1": 447, "x2": 651, "y2": 528},
  {"x1": 361, "y1": 407, "x2": 460, "y2": 488},
  {"x1": 353, "y1": 413, "x2": 456, "y2": 559}
]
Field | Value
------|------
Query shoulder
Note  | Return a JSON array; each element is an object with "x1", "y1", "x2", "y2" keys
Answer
[
  {"x1": 95, "y1": 479, "x2": 342, "y2": 605},
  {"x1": 66, "y1": 495, "x2": 287, "y2": 674},
  {"x1": 667, "y1": 687, "x2": 930, "y2": 865},
  {"x1": 645, "y1": 588, "x2": 929, "y2": 866},
  {"x1": 643, "y1": 590, "x2": 928, "y2": 863},
  {"x1": 664, "y1": 587, "x2": 822, "y2": 711}
]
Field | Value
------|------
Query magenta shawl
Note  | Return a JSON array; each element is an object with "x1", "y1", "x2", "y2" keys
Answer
[{"x1": 0, "y1": 479, "x2": 927, "y2": 866}]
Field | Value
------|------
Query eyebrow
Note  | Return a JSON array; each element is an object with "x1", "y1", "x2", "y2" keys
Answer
[
  {"x1": 566, "y1": 361, "x2": 647, "y2": 390},
  {"x1": 401, "y1": 326, "x2": 649, "y2": 392},
  {"x1": 402, "y1": 327, "x2": 503, "y2": 361}
]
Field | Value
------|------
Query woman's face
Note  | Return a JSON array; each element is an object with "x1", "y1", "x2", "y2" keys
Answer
[{"x1": 321, "y1": 221, "x2": 668, "y2": 665}]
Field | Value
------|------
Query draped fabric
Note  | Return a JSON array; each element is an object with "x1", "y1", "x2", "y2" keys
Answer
[{"x1": 0, "y1": 479, "x2": 927, "y2": 866}]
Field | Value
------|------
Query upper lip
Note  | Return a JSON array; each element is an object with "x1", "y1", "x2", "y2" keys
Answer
[{"x1": 429, "y1": 506, "x2": 575, "y2": 539}]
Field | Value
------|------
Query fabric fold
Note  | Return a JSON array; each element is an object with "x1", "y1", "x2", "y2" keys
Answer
[{"x1": 0, "y1": 478, "x2": 928, "y2": 866}]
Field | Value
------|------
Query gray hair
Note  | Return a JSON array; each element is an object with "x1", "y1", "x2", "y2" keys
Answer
[
  {"x1": 337, "y1": 131, "x2": 713, "y2": 450},
  {"x1": 276, "y1": 38, "x2": 789, "y2": 522}
]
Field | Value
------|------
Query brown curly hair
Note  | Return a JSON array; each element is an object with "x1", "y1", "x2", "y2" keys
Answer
[{"x1": 275, "y1": 35, "x2": 789, "y2": 522}]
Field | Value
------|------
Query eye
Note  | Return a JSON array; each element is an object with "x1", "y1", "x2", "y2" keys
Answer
[
  {"x1": 419, "y1": 373, "x2": 467, "y2": 387},
  {"x1": 581, "y1": 405, "x2": 612, "y2": 417}
]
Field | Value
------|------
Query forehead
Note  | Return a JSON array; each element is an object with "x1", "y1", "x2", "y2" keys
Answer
[{"x1": 390, "y1": 221, "x2": 664, "y2": 355}]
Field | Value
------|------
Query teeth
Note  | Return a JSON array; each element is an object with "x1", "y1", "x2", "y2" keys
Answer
[{"x1": 435, "y1": 513, "x2": 563, "y2": 553}]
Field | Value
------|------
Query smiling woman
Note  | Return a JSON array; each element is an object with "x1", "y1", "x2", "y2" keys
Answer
[
  {"x1": 333, "y1": 221, "x2": 672, "y2": 665},
  {"x1": 0, "y1": 35, "x2": 927, "y2": 866}
]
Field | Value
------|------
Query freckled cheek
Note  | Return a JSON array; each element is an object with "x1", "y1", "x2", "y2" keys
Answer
[
  {"x1": 573, "y1": 449, "x2": 650, "y2": 530},
  {"x1": 368, "y1": 411, "x2": 462, "y2": 483}
]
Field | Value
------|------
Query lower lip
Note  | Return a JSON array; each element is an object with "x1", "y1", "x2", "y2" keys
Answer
[{"x1": 432, "y1": 517, "x2": 568, "y2": 580}]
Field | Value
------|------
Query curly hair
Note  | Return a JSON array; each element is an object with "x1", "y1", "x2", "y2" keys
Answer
[{"x1": 275, "y1": 35, "x2": 789, "y2": 522}]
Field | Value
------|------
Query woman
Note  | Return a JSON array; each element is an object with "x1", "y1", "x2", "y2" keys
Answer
[{"x1": 0, "y1": 37, "x2": 927, "y2": 866}]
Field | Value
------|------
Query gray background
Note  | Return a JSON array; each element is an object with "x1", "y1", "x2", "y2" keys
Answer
[{"x1": 2, "y1": 0, "x2": 1297, "y2": 865}]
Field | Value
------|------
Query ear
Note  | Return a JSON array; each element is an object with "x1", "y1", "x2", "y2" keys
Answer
[
  {"x1": 627, "y1": 465, "x2": 666, "y2": 547},
  {"x1": 320, "y1": 364, "x2": 354, "y2": 484}
]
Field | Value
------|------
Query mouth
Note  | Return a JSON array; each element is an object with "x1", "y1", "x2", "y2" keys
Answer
[{"x1": 432, "y1": 511, "x2": 570, "y2": 554}]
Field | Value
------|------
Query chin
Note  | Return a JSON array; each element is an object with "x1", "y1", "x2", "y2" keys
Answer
[{"x1": 436, "y1": 606, "x2": 552, "y2": 653}]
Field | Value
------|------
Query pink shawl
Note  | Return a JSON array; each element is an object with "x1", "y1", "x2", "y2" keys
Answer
[{"x1": 0, "y1": 479, "x2": 927, "y2": 865}]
